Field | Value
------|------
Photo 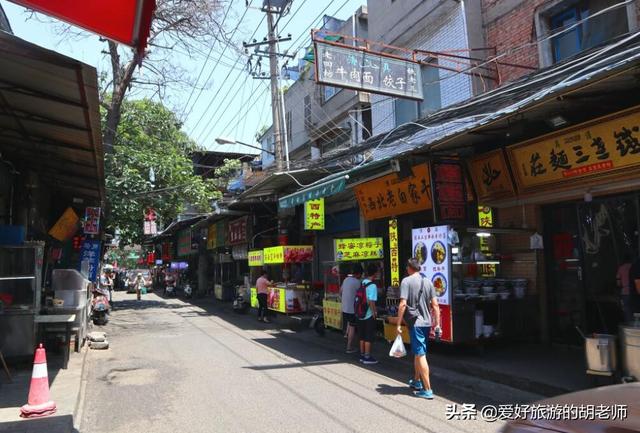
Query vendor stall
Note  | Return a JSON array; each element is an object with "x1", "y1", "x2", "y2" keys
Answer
[{"x1": 249, "y1": 245, "x2": 314, "y2": 314}]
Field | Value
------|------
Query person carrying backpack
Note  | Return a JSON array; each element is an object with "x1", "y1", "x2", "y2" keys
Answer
[
  {"x1": 396, "y1": 258, "x2": 441, "y2": 399},
  {"x1": 355, "y1": 263, "x2": 380, "y2": 365}
]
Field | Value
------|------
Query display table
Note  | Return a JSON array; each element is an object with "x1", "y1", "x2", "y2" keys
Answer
[{"x1": 34, "y1": 314, "x2": 76, "y2": 369}]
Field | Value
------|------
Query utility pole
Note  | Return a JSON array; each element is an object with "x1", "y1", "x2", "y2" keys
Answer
[{"x1": 266, "y1": 9, "x2": 284, "y2": 171}]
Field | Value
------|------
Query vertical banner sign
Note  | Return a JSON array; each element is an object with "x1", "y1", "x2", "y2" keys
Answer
[
  {"x1": 388, "y1": 219, "x2": 400, "y2": 288},
  {"x1": 84, "y1": 207, "x2": 100, "y2": 235},
  {"x1": 228, "y1": 216, "x2": 249, "y2": 245},
  {"x1": 78, "y1": 239, "x2": 101, "y2": 281},
  {"x1": 143, "y1": 221, "x2": 157, "y2": 235},
  {"x1": 304, "y1": 198, "x2": 325, "y2": 230},
  {"x1": 207, "y1": 224, "x2": 217, "y2": 250},
  {"x1": 411, "y1": 226, "x2": 451, "y2": 306},
  {"x1": 431, "y1": 160, "x2": 467, "y2": 223},
  {"x1": 478, "y1": 206, "x2": 496, "y2": 277},
  {"x1": 177, "y1": 230, "x2": 192, "y2": 256}
]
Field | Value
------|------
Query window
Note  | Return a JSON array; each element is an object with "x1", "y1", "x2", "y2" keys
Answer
[
  {"x1": 323, "y1": 85, "x2": 340, "y2": 102},
  {"x1": 550, "y1": 0, "x2": 628, "y2": 63},
  {"x1": 394, "y1": 60, "x2": 442, "y2": 126}
]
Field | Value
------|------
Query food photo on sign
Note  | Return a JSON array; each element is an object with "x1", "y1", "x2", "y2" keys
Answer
[{"x1": 411, "y1": 226, "x2": 451, "y2": 305}]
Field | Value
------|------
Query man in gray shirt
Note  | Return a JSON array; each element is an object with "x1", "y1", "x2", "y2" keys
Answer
[
  {"x1": 396, "y1": 258, "x2": 440, "y2": 400},
  {"x1": 340, "y1": 264, "x2": 362, "y2": 354}
]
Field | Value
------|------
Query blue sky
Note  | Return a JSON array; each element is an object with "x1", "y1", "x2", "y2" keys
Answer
[{"x1": 1, "y1": 0, "x2": 364, "y2": 152}]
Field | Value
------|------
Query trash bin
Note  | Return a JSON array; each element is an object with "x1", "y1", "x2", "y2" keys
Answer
[
  {"x1": 585, "y1": 334, "x2": 617, "y2": 375},
  {"x1": 620, "y1": 325, "x2": 640, "y2": 380}
]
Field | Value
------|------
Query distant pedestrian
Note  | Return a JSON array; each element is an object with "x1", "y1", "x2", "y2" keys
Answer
[
  {"x1": 340, "y1": 264, "x2": 363, "y2": 354},
  {"x1": 396, "y1": 258, "x2": 441, "y2": 399},
  {"x1": 356, "y1": 263, "x2": 379, "y2": 365},
  {"x1": 256, "y1": 270, "x2": 274, "y2": 323}
]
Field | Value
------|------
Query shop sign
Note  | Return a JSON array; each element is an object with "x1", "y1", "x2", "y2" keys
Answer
[
  {"x1": 334, "y1": 237, "x2": 384, "y2": 262},
  {"x1": 161, "y1": 242, "x2": 172, "y2": 261},
  {"x1": 78, "y1": 239, "x2": 100, "y2": 282},
  {"x1": 232, "y1": 244, "x2": 248, "y2": 260},
  {"x1": 228, "y1": 216, "x2": 249, "y2": 245},
  {"x1": 84, "y1": 207, "x2": 100, "y2": 235},
  {"x1": 248, "y1": 250, "x2": 264, "y2": 267},
  {"x1": 478, "y1": 206, "x2": 496, "y2": 277},
  {"x1": 411, "y1": 226, "x2": 451, "y2": 306},
  {"x1": 207, "y1": 224, "x2": 217, "y2": 250},
  {"x1": 354, "y1": 164, "x2": 432, "y2": 221},
  {"x1": 478, "y1": 206, "x2": 493, "y2": 228},
  {"x1": 322, "y1": 299, "x2": 342, "y2": 330},
  {"x1": 314, "y1": 40, "x2": 423, "y2": 100},
  {"x1": 49, "y1": 207, "x2": 79, "y2": 241},
  {"x1": 143, "y1": 220, "x2": 157, "y2": 235},
  {"x1": 216, "y1": 220, "x2": 227, "y2": 247},
  {"x1": 507, "y1": 107, "x2": 640, "y2": 192},
  {"x1": 467, "y1": 149, "x2": 515, "y2": 202},
  {"x1": 304, "y1": 198, "x2": 325, "y2": 230},
  {"x1": 279, "y1": 176, "x2": 346, "y2": 209},
  {"x1": 177, "y1": 229, "x2": 193, "y2": 257},
  {"x1": 431, "y1": 160, "x2": 468, "y2": 223},
  {"x1": 263, "y1": 245, "x2": 314, "y2": 264},
  {"x1": 389, "y1": 220, "x2": 400, "y2": 288}
]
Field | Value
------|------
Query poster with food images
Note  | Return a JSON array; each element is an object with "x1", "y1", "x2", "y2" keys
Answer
[{"x1": 411, "y1": 225, "x2": 451, "y2": 306}]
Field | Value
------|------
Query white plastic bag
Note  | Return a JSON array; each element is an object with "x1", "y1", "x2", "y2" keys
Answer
[{"x1": 389, "y1": 335, "x2": 407, "y2": 358}]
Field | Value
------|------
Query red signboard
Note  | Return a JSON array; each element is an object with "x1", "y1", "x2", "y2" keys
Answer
[
  {"x1": 228, "y1": 216, "x2": 249, "y2": 246},
  {"x1": 9, "y1": 0, "x2": 156, "y2": 55},
  {"x1": 430, "y1": 160, "x2": 468, "y2": 223}
]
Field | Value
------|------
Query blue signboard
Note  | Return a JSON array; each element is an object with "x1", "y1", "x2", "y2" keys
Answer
[{"x1": 79, "y1": 239, "x2": 101, "y2": 282}]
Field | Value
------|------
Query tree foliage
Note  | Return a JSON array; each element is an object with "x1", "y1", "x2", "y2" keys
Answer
[{"x1": 105, "y1": 99, "x2": 223, "y2": 245}]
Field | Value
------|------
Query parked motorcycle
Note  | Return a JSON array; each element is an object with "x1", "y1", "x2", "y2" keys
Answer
[
  {"x1": 232, "y1": 285, "x2": 250, "y2": 314},
  {"x1": 91, "y1": 287, "x2": 110, "y2": 325},
  {"x1": 309, "y1": 290, "x2": 325, "y2": 336},
  {"x1": 183, "y1": 281, "x2": 193, "y2": 299},
  {"x1": 164, "y1": 273, "x2": 177, "y2": 297}
]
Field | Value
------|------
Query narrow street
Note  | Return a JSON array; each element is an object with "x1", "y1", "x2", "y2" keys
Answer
[{"x1": 78, "y1": 292, "x2": 524, "y2": 433}]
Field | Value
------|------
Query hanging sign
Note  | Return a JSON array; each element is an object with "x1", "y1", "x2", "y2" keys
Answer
[
  {"x1": 279, "y1": 176, "x2": 346, "y2": 209},
  {"x1": 314, "y1": 40, "x2": 423, "y2": 100},
  {"x1": 411, "y1": 226, "x2": 451, "y2": 306},
  {"x1": 508, "y1": 106, "x2": 640, "y2": 192},
  {"x1": 304, "y1": 198, "x2": 325, "y2": 230},
  {"x1": 248, "y1": 250, "x2": 264, "y2": 267},
  {"x1": 431, "y1": 160, "x2": 468, "y2": 223},
  {"x1": 143, "y1": 220, "x2": 157, "y2": 235},
  {"x1": 228, "y1": 216, "x2": 249, "y2": 245},
  {"x1": 177, "y1": 229, "x2": 193, "y2": 257},
  {"x1": 207, "y1": 224, "x2": 217, "y2": 250},
  {"x1": 334, "y1": 237, "x2": 384, "y2": 262},
  {"x1": 49, "y1": 207, "x2": 79, "y2": 241},
  {"x1": 78, "y1": 239, "x2": 101, "y2": 282},
  {"x1": 389, "y1": 219, "x2": 400, "y2": 288},
  {"x1": 354, "y1": 164, "x2": 432, "y2": 220},
  {"x1": 478, "y1": 206, "x2": 493, "y2": 228},
  {"x1": 84, "y1": 207, "x2": 100, "y2": 235},
  {"x1": 467, "y1": 149, "x2": 516, "y2": 202}
]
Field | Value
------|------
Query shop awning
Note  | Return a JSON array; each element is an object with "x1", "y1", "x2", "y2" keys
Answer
[
  {"x1": 8, "y1": 0, "x2": 155, "y2": 56},
  {"x1": 0, "y1": 31, "x2": 105, "y2": 202},
  {"x1": 278, "y1": 175, "x2": 348, "y2": 209}
]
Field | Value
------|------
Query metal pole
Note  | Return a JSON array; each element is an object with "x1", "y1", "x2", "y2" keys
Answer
[{"x1": 267, "y1": 9, "x2": 285, "y2": 171}]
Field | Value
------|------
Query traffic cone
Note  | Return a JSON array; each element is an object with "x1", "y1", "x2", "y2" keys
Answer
[{"x1": 19, "y1": 344, "x2": 56, "y2": 418}]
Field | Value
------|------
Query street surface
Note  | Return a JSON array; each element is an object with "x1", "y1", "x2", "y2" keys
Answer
[{"x1": 78, "y1": 292, "x2": 529, "y2": 433}]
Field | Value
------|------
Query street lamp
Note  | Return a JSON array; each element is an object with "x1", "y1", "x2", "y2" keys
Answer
[{"x1": 215, "y1": 136, "x2": 275, "y2": 155}]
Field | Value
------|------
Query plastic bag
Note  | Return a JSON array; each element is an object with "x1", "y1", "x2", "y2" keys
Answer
[{"x1": 389, "y1": 335, "x2": 407, "y2": 358}]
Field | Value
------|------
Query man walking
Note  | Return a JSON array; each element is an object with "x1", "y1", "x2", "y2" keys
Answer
[
  {"x1": 340, "y1": 264, "x2": 362, "y2": 354},
  {"x1": 256, "y1": 270, "x2": 274, "y2": 323},
  {"x1": 396, "y1": 258, "x2": 440, "y2": 399},
  {"x1": 357, "y1": 263, "x2": 379, "y2": 365}
]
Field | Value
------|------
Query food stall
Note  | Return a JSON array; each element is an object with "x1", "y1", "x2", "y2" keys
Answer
[
  {"x1": 322, "y1": 237, "x2": 385, "y2": 331},
  {"x1": 249, "y1": 245, "x2": 314, "y2": 314}
]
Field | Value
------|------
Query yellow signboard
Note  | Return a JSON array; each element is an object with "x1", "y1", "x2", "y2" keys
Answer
[
  {"x1": 263, "y1": 245, "x2": 314, "y2": 264},
  {"x1": 478, "y1": 206, "x2": 493, "y2": 228},
  {"x1": 263, "y1": 246, "x2": 284, "y2": 264},
  {"x1": 389, "y1": 220, "x2": 400, "y2": 288},
  {"x1": 354, "y1": 164, "x2": 432, "y2": 220},
  {"x1": 250, "y1": 287, "x2": 258, "y2": 308},
  {"x1": 507, "y1": 106, "x2": 640, "y2": 192},
  {"x1": 267, "y1": 287, "x2": 286, "y2": 313},
  {"x1": 478, "y1": 206, "x2": 496, "y2": 277},
  {"x1": 207, "y1": 224, "x2": 217, "y2": 250},
  {"x1": 334, "y1": 237, "x2": 384, "y2": 262},
  {"x1": 467, "y1": 149, "x2": 515, "y2": 202},
  {"x1": 304, "y1": 198, "x2": 325, "y2": 230},
  {"x1": 248, "y1": 250, "x2": 264, "y2": 267},
  {"x1": 322, "y1": 299, "x2": 342, "y2": 330},
  {"x1": 49, "y1": 207, "x2": 79, "y2": 241}
]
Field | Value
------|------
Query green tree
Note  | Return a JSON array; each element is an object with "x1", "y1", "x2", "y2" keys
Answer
[{"x1": 105, "y1": 99, "x2": 224, "y2": 245}]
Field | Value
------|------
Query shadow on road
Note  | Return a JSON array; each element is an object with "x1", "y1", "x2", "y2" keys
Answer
[
  {"x1": 244, "y1": 359, "x2": 343, "y2": 371},
  {"x1": 0, "y1": 414, "x2": 74, "y2": 433}
]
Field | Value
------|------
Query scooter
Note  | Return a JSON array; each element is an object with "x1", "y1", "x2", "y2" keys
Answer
[
  {"x1": 183, "y1": 282, "x2": 193, "y2": 299},
  {"x1": 91, "y1": 287, "x2": 110, "y2": 325},
  {"x1": 164, "y1": 274, "x2": 177, "y2": 297},
  {"x1": 232, "y1": 285, "x2": 250, "y2": 314}
]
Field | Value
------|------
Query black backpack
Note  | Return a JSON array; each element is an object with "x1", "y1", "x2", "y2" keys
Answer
[{"x1": 354, "y1": 280, "x2": 375, "y2": 319}]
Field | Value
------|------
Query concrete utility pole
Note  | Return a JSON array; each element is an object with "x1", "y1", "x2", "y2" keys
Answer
[{"x1": 266, "y1": 8, "x2": 285, "y2": 171}]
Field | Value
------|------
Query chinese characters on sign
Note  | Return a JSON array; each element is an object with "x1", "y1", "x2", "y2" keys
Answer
[
  {"x1": 411, "y1": 226, "x2": 451, "y2": 306},
  {"x1": 78, "y1": 239, "x2": 101, "y2": 282},
  {"x1": 354, "y1": 164, "x2": 432, "y2": 220},
  {"x1": 279, "y1": 177, "x2": 346, "y2": 209},
  {"x1": 84, "y1": 207, "x2": 100, "y2": 235},
  {"x1": 467, "y1": 150, "x2": 516, "y2": 202},
  {"x1": 389, "y1": 219, "x2": 400, "y2": 288},
  {"x1": 314, "y1": 41, "x2": 423, "y2": 100},
  {"x1": 304, "y1": 198, "x2": 325, "y2": 230},
  {"x1": 507, "y1": 107, "x2": 640, "y2": 191},
  {"x1": 263, "y1": 246, "x2": 314, "y2": 264},
  {"x1": 431, "y1": 160, "x2": 468, "y2": 223},
  {"x1": 322, "y1": 299, "x2": 342, "y2": 330},
  {"x1": 477, "y1": 206, "x2": 496, "y2": 277},
  {"x1": 334, "y1": 237, "x2": 384, "y2": 262},
  {"x1": 248, "y1": 250, "x2": 264, "y2": 267},
  {"x1": 228, "y1": 216, "x2": 249, "y2": 245},
  {"x1": 206, "y1": 224, "x2": 217, "y2": 250},
  {"x1": 177, "y1": 229, "x2": 193, "y2": 257},
  {"x1": 143, "y1": 221, "x2": 157, "y2": 235}
]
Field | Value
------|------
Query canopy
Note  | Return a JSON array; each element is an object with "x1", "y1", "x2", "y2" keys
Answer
[{"x1": 8, "y1": 0, "x2": 155, "y2": 55}]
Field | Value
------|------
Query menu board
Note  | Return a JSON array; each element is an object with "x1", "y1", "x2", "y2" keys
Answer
[{"x1": 411, "y1": 225, "x2": 451, "y2": 306}]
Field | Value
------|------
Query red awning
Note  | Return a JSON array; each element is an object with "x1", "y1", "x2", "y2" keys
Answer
[{"x1": 8, "y1": 0, "x2": 155, "y2": 55}]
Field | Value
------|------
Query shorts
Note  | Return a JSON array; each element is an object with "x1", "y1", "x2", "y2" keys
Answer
[
  {"x1": 410, "y1": 326, "x2": 430, "y2": 356},
  {"x1": 357, "y1": 317, "x2": 376, "y2": 343},
  {"x1": 342, "y1": 312, "x2": 356, "y2": 327}
]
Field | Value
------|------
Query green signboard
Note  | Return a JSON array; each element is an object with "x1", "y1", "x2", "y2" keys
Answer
[{"x1": 278, "y1": 177, "x2": 346, "y2": 209}]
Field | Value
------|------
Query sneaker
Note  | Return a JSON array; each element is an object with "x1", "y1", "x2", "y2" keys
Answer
[
  {"x1": 257, "y1": 317, "x2": 263, "y2": 322},
  {"x1": 415, "y1": 389, "x2": 434, "y2": 400},
  {"x1": 409, "y1": 379, "x2": 424, "y2": 391},
  {"x1": 263, "y1": 318, "x2": 270, "y2": 323},
  {"x1": 346, "y1": 348, "x2": 358, "y2": 354},
  {"x1": 362, "y1": 355, "x2": 378, "y2": 365},
  {"x1": 358, "y1": 355, "x2": 365, "y2": 363}
]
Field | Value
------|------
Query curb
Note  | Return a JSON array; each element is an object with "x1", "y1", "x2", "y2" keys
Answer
[{"x1": 72, "y1": 342, "x2": 90, "y2": 431}]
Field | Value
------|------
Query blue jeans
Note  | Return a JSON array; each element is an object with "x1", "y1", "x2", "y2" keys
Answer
[{"x1": 410, "y1": 326, "x2": 430, "y2": 356}]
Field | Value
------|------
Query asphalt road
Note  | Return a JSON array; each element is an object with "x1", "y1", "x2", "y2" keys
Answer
[{"x1": 78, "y1": 292, "x2": 534, "y2": 433}]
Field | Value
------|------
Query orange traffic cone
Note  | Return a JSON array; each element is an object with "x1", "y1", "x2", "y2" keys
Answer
[{"x1": 20, "y1": 344, "x2": 56, "y2": 418}]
